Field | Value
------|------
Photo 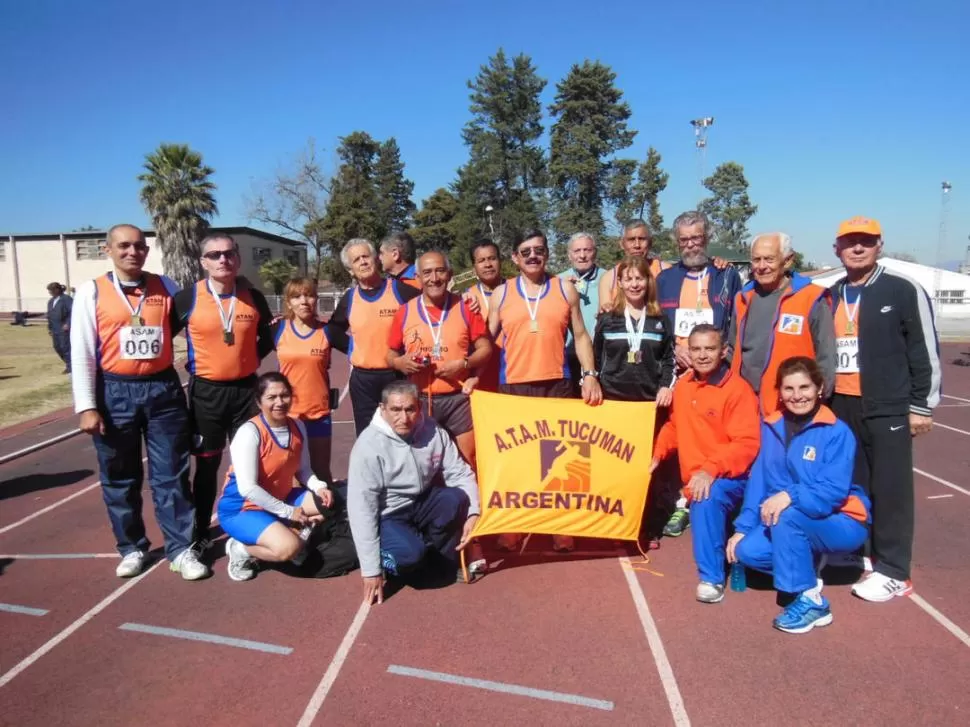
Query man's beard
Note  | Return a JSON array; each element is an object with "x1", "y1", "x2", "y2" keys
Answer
[{"x1": 682, "y1": 251, "x2": 709, "y2": 268}]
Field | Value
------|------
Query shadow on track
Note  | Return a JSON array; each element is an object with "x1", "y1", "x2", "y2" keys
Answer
[{"x1": 0, "y1": 469, "x2": 96, "y2": 501}]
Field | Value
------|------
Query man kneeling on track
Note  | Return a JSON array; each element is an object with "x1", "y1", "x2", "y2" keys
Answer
[
  {"x1": 727, "y1": 357, "x2": 871, "y2": 634},
  {"x1": 650, "y1": 324, "x2": 761, "y2": 604},
  {"x1": 348, "y1": 381, "x2": 481, "y2": 605},
  {"x1": 218, "y1": 372, "x2": 333, "y2": 581}
]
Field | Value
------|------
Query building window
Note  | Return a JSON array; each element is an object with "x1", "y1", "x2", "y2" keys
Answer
[
  {"x1": 252, "y1": 247, "x2": 271, "y2": 265},
  {"x1": 0, "y1": 240, "x2": 5, "y2": 262},
  {"x1": 936, "y1": 290, "x2": 966, "y2": 304},
  {"x1": 76, "y1": 239, "x2": 107, "y2": 260},
  {"x1": 284, "y1": 250, "x2": 301, "y2": 267}
]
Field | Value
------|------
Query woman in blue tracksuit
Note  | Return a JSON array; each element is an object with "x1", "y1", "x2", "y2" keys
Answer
[{"x1": 726, "y1": 356, "x2": 871, "y2": 634}]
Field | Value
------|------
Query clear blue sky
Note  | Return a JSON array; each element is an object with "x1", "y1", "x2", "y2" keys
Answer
[{"x1": 2, "y1": 0, "x2": 968, "y2": 267}]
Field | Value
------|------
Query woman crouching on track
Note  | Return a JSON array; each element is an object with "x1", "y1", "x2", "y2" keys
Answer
[
  {"x1": 218, "y1": 372, "x2": 333, "y2": 581},
  {"x1": 274, "y1": 277, "x2": 334, "y2": 484},
  {"x1": 726, "y1": 356, "x2": 870, "y2": 634}
]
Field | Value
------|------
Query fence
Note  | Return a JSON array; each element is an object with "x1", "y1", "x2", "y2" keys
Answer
[{"x1": 264, "y1": 291, "x2": 347, "y2": 317}]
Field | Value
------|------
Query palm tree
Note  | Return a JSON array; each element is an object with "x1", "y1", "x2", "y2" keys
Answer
[{"x1": 138, "y1": 143, "x2": 218, "y2": 287}]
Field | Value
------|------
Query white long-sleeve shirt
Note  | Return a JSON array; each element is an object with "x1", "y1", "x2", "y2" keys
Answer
[
  {"x1": 69, "y1": 273, "x2": 180, "y2": 413},
  {"x1": 228, "y1": 419, "x2": 328, "y2": 518}
]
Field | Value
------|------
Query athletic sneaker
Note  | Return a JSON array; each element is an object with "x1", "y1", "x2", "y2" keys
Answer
[
  {"x1": 696, "y1": 582, "x2": 725, "y2": 603},
  {"x1": 116, "y1": 550, "x2": 146, "y2": 578},
  {"x1": 851, "y1": 571, "x2": 913, "y2": 602},
  {"x1": 826, "y1": 552, "x2": 873, "y2": 572},
  {"x1": 773, "y1": 594, "x2": 833, "y2": 634},
  {"x1": 225, "y1": 538, "x2": 257, "y2": 582},
  {"x1": 663, "y1": 509, "x2": 690, "y2": 538},
  {"x1": 170, "y1": 547, "x2": 210, "y2": 581}
]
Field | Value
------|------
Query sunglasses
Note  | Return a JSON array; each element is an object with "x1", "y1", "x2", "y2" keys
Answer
[
  {"x1": 203, "y1": 249, "x2": 237, "y2": 261},
  {"x1": 517, "y1": 246, "x2": 547, "y2": 257}
]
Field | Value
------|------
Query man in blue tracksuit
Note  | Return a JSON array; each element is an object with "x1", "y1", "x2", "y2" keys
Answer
[{"x1": 727, "y1": 370, "x2": 871, "y2": 634}]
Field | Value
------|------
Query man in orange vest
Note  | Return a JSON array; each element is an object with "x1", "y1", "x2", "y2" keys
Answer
[
  {"x1": 70, "y1": 224, "x2": 208, "y2": 580},
  {"x1": 729, "y1": 233, "x2": 836, "y2": 416},
  {"x1": 387, "y1": 251, "x2": 493, "y2": 466},
  {"x1": 598, "y1": 219, "x2": 671, "y2": 310}
]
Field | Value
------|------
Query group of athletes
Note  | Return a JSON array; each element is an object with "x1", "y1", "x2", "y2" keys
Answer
[{"x1": 69, "y1": 209, "x2": 940, "y2": 635}]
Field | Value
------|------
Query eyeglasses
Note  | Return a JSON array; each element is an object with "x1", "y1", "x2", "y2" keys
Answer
[
  {"x1": 517, "y1": 246, "x2": 547, "y2": 257},
  {"x1": 678, "y1": 235, "x2": 705, "y2": 245},
  {"x1": 203, "y1": 250, "x2": 237, "y2": 261}
]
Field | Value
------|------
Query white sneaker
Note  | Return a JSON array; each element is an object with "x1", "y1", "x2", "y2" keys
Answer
[
  {"x1": 170, "y1": 547, "x2": 210, "y2": 581},
  {"x1": 851, "y1": 571, "x2": 913, "y2": 602},
  {"x1": 116, "y1": 551, "x2": 146, "y2": 578},
  {"x1": 225, "y1": 537, "x2": 257, "y2": 582},
  {"x1": 696, "y1": 581, "x2": 725, "y2": 603}
]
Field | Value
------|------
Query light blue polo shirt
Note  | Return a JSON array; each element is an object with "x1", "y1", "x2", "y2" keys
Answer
[{"x1": 558, "y1": 266, "x2": 605, "y2": 345}]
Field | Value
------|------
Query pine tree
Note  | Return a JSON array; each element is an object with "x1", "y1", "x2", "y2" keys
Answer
[
  {"x1": 698, "y1": 162, "x2": 758, "y2": 249},
  {"x1": 410, "y1": 188, "x2": 460, "y2": 258},
  {"x1": 549, "y1": 61, "x2": 636, "y2": 247},
  {"x1": 374, "y1": 138, "x2": 416, "y2": 235}
]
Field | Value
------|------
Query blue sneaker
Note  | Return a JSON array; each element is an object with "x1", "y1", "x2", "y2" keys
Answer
[
  {"x1": 773, "y1": 594, "x2": 833, "y2": 634},
  {"x1": 381, "y1": 550, "x2": 399, "y2": 577}
]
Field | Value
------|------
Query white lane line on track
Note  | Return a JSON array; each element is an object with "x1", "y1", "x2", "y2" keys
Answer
[
  {"x1": 619, "y1": 557, "x2": 691, "y2": 727},
  {"x1": 934, "y1": 422, "x2": 970, "y2": 436},
  {"x1": 0, "y1": 603, "x2": 49, "y2": 617},
  {"x1": 296, "y1": 599, "x2": 370, "y2": 727},
  {"x1": 386, "y1": 665, "x2": 614, "y2": 711},
  {"x1": 909, "y1": 594, "x2": 970, "y2": 648},
  {"x1": 0, "y1": 560, "x2": 164, "y2": 689},
  {"x1": 0, "y1": 456, "x2": 150, "y2": 536},
  {"x1": 119, "y1": 623, "x2": 292, "y2": 655},
  {"x1": 0, "y1": 553, "x2": 120, "y2": 559},
  {"x1": 942, "y1": 394, "x2": 970, "y2": 403},
  {"x1": 914, "y1": 468, "x2": 970, "y2": 497},
  {"x1": 926, "y1": 494, "x2": 955, "y2": 500}
]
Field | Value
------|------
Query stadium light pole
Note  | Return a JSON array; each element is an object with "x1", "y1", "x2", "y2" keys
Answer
[
  {"x1": 933, "y1": 181, "x2": 952, "y2": 314},
  {"x1": 690, "y1": 116, "x2": 715, "y2": 200}
]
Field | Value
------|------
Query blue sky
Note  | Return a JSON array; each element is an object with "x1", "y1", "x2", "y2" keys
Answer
[{"x1": 2, "y1": 0, "x2": 968, "y2": 267}]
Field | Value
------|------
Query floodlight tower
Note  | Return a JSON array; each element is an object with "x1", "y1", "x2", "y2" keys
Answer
[
  {"x1": 690, "y1": 116, "x2": 715, "y2": 197},
  {"x1": 485, "y1": 205, "x2": 496, "y2": 243},
  {"x1": 933, "y1": 181, "x2": 952, "y2": 312}
]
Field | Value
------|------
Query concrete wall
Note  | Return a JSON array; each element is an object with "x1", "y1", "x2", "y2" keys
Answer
[{"x1": 1, "y1": 230, "x2": 306, "y2": 312}]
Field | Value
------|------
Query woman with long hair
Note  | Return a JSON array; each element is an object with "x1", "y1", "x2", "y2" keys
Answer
[
  {"x1": 727, "y1": 356, "x2": 870, "y2": 634},
  {"x1": 218, "y1": 372, "x2": 333, "y2": 581},
  {"x1": 593, "y1": 255, "x2": 675, "y2": 404},
  {"x1": 274, "y1": 277, "x2": 333, "y2": 483}
]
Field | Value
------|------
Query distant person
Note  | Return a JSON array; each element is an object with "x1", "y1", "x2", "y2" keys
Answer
[
  {"x1": 463, "y1": 239, "x2": 504, "y2": 392},
  {"x1": 70, "y1": 224, "x2": 207, "y2": 580},
  {"x1": 348, "y1": 381, "x2": 481, "y2": 604},
  {"x1": 728, "y1": 357, "x2": 871, "y2": 634},
  {"x1": 728, "y1": 233, "x2": 836, "y2": 417},
  {"x1": 826, "y1": 217, "x2": 940, "y2": 602},
  {"x1": 47, "y1": 282, "x2": 73, "y2": 373},
  {"x1": 379, "y1": 232, "x2": 420, "y2": 289},
  {"x1": 598, "y1": 220, "x2": 671, "y2": 310},
  {"x1": 219, "y1": 372, "x2": 334, "y2": 582}
]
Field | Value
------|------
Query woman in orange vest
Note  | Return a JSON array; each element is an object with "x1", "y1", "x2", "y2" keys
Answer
[
  {"x1": 727, "y1": 357, "x2": 870, "y2": 634},
  {"x1": 274, "y1": 277, "x2": 334, "y2": 484},
  {"x1": 218, "y1": 372, "x2": 333, "y2": 582}
]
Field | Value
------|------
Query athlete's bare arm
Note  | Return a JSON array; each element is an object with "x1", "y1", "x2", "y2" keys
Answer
[
  {"x1": 487, "y1": 282, "x2": 506, "y2": 339},
  {"x1": 565, "y1": 284, "x2": 603, "y2": 406}
]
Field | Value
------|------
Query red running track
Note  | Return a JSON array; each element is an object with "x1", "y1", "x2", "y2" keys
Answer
[{"x1": 1, "y1": 345, "x2": 969, "y2": 726}]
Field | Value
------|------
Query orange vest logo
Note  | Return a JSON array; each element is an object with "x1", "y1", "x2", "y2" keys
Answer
[{"x1": 778, "y1": 313, "x2": 804, "y2": 335}]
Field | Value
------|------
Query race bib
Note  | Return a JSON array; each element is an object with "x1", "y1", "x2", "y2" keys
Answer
[
  {"x1": 674, "y1": 308, "x2": 714, "y2": 338},
  {"x1": 120, "y1": 326, "x2": 163, "y2": 360},
  {"x1": 836, "y1": 336, "x2": 859, "y2": 373}
]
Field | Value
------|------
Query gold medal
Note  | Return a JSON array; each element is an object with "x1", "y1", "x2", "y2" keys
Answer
[
  {"x1": 627, "y1": 350, "x2": 638, "y2": 364},
  {"x1": 530, "y1": 320, "x2": 539, "y2": 333},
  {"x1": 130, "y1": 315, "x2": 143, "y2": 327},
  {"x1": 845, "y1": 321, "x2": 855, "y2": 336},
  {"x1": 223, "y1": 330, "x2": 235, "y2": 345}
]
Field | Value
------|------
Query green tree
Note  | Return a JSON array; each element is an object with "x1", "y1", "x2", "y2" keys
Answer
[
  {"x1": 374, "y1": 138, "x2": 416, "y2": 235},
  {"x1": 410, "y1": 188, "x2": 460, "y2": 257},
  {"x1": 138, "y1": 143, "x2": 217, "y2": 287},
  {"x1": 259, "y1": 258, "x2": 298, "y2": 295},
  {"x1": 454, "y1": 49, "x2": 547, "y2": 255},
  {"x1": 548, "y1": 60, "x2": 636, "y2": 247},
  {"x1": 698, "y1": 162, "x2": 758, "y2": 250},
  {"x1": 318, "y1": 131, "x2": 382, "y2": 263},
  {"x1": 617, "y1": 147, "x2": 669, "y2": 234}
]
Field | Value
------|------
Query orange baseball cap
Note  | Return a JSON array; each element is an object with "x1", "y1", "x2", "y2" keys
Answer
[{"x1": 837, "y1": 216, "x2": 882, "y2": 238}]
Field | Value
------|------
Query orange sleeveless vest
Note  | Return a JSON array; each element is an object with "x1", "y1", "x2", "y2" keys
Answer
[
  {"x1": 186, "y1": 281, "x2": 261, "y2": 380},
  {"x1": 398, "y1": 294, "x2": 471, "y2": 395},
  {"x1": 498, "y1": 276, "x2": 571, "y2": 385},
  {"x1": 94, "y1": 273, "x2": 174, "y2": 376},
  {"x1": 226, "y1": 415, "x2": 304, "y2": 511},
  {"x1": 347, "y1": 280, "x2": 406, "y2": 369},
  {"x1": 276, "y1": 320, "x2": 332, "y2": 419}
]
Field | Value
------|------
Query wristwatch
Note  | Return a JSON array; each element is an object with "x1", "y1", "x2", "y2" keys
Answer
[{"x1": 580, "y1": 370, "x2": 599, "y2": 383}]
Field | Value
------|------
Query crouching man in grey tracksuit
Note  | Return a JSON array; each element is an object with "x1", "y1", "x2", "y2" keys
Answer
[{"x1": 348, "y1": 380, "x2": 481, "y2": 605}]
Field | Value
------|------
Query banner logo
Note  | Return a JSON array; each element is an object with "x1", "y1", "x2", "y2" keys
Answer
[{"x1": 540, "y1": 440, "x2": 591, "y2": 492}]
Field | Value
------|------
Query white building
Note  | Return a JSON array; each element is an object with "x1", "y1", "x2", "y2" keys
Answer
[{"x1": 0, "y1": 226, "x2": 306, "y2": 313}]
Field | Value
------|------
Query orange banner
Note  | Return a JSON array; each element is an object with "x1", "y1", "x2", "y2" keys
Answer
[{"x1": 470, "y1": 391, "x2": 655, "y2": 541}]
